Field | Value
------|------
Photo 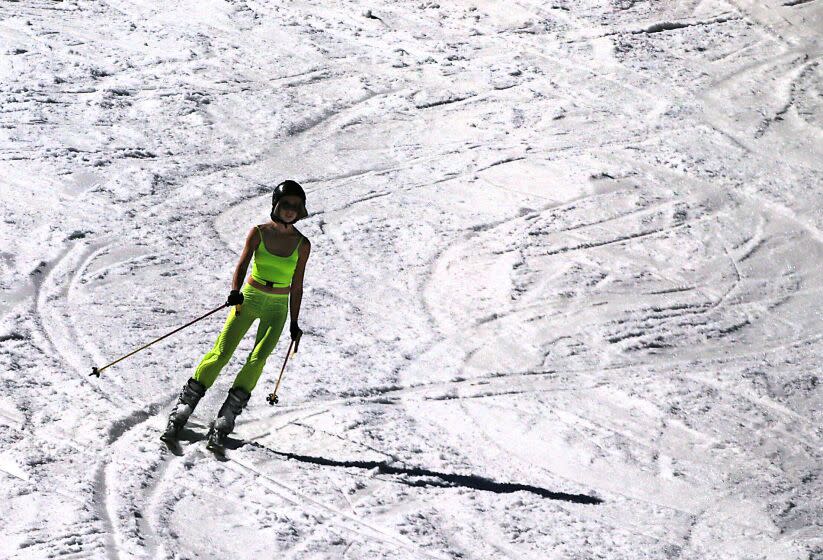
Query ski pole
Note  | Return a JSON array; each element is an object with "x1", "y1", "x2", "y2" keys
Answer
[
  {"x1": 266, "y1": 339, "x2": 296, "y2": 405},
  {"x1": 90, "y1": 302, "x2": 231, "y2": 378}
]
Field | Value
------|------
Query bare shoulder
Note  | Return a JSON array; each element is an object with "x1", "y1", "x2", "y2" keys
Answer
[
  {"x1": 248, "y1": 224, "x2": 263, "y2": 241},
  {"x1": 296, "y1": 229, "x2": 311, "y2": 254}
]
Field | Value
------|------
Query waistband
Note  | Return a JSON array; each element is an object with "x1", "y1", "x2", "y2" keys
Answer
[
  {"x1": 250, "y1": 273, "x2": 290, "y2": 289},
  {"x1": 243, "y1": 282, "x2": 290, "y2": 298}
]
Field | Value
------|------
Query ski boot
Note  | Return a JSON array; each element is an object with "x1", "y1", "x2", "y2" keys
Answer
[
  {"x1": 206, "y1": 387, "x2": 251, "y2": 456},
  {"x1": 161, "y1": 378, "x2": 207, "y2": 451}
]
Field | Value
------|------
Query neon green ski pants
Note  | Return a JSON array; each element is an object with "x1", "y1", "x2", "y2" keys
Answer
[{"x1": 193, "y1": 282, "x2": 289, "y2": 394}]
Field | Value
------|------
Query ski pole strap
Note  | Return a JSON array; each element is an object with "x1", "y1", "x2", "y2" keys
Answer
[{"x1": 90, "y1": 302, "x2": 229, "y2": 378}]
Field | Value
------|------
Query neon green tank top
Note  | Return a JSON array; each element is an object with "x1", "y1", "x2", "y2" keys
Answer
[{"x1": 250, "y1": 226, "x2": 302, "y2": 288}]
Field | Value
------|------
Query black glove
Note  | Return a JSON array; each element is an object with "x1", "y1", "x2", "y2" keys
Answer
[
  {"x1": 290, "y1": 320, "x2": 303, "y2": 352},
  {"x1": 226, "y1": 289, "x2": 244, "y2": 306}
]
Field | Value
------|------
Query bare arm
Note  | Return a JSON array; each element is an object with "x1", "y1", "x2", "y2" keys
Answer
[
  {"x1": 289, "y1": 237, "x2": 311, "y2": 323},
  {"x1": 232, "y1": 227, "x2": 260, "y2": 291}
]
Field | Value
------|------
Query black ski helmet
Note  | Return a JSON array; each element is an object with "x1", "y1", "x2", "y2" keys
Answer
[{"x1": 270, "y1": 180, "x2": 308, "y2": 224}]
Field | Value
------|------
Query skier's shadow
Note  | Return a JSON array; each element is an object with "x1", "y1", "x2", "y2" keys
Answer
[
  {"x1": 174, "y1": 427, "x2": 244, "y2": 461},
  {"x1": 171, "y1": 429, "x2": 601, "y2": 503},
  {"x1": 178, "y1": 426, "x2": 205, "y2": 445},
  {"x1": 242, "y1": 441, "x2": 603, "y2": 505}
]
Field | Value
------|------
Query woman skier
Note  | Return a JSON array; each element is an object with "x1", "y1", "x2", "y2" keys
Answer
[{"x1": 161, "y1": 179, "x2": 312, "y2": 453}]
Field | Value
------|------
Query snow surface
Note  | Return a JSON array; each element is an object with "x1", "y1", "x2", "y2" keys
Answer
[{"x1": 1, "y1": 0, "x2": 821, "y2": 558}]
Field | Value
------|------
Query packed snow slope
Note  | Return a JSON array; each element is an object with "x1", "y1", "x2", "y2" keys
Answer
[{"x1": 1, "y1": 1, "x2": 822, "y2": 559}]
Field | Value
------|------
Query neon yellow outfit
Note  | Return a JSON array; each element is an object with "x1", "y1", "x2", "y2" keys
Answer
[
  {"x1": 192, "y1": 227, "x2": 302, "y2": 394},
  {"x1": 250, "y1": 225, "x2": 301, "y2": 287}
]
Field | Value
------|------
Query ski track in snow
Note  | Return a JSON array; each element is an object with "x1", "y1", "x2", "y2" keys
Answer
[
  {"x1": 226, "y1": 453, "x2": 448, "y2": 560},
  {"x1": 1, "y1": 0, "x2": 822, "y2": 559}
]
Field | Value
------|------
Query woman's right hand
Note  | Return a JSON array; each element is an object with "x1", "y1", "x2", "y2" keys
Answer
[{"x1": 226, "y1": 289, "x2": 244, "y2": 306}]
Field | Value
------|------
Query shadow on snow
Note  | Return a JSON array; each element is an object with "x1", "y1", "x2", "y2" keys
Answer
[{"x1": 243, "y1": 440, "x2": 603, "y2": 505}]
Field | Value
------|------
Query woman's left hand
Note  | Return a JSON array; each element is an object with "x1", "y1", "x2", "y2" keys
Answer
[{"x1": 290, "y1": 320, "x2": 303, "y2": 352}]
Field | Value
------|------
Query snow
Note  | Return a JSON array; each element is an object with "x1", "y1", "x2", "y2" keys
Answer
[{"x1": 1, "y1": 0, "x2": 821, "y2": 558}]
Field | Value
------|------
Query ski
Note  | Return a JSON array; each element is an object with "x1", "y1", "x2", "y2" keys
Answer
[{"x1": 158, "y1": 420, "x2": 236, "y2": 460}]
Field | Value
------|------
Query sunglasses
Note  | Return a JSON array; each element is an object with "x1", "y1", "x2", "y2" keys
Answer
[{"x1": 277, "y1": 199, "x2": 303, "y2": 213}]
